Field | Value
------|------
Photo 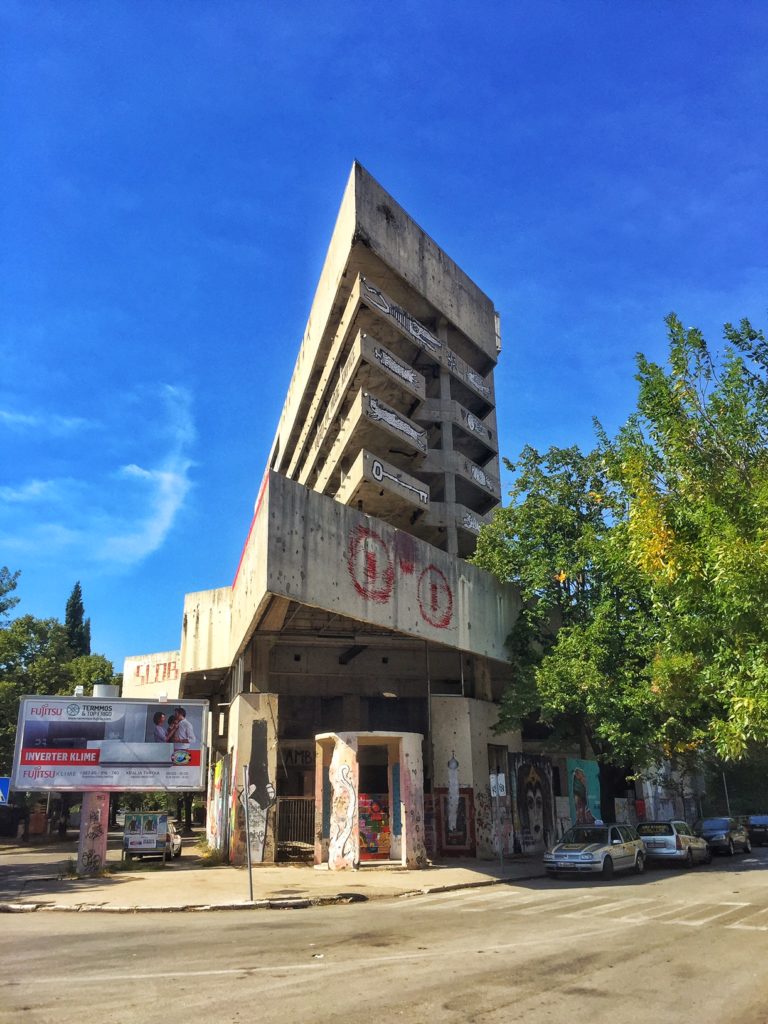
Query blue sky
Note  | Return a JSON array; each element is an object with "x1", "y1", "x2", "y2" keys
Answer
[{"x1": 2, "y1": 2, "x2": 766, "y2": 672}]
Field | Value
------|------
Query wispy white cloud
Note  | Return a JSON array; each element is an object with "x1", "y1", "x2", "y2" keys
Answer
[
  {"x1": 0, "y1": 409, "x2": 93, "y2": 435},
  {"x1": 0, "y1": 384, "x2": 196, "y2": 571}
]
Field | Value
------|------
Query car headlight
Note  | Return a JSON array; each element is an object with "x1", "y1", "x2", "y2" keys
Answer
[
  {"x1": 710, "y1": 833, "x2": 725, "y2": 840},
  {"x1": 579, "y1": 853, "x2": 598, "y2": 861}
]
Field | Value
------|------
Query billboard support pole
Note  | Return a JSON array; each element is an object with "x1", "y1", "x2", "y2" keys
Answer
[{"x1": 77, "y1": 791, "x2": 110, "y2": 876}]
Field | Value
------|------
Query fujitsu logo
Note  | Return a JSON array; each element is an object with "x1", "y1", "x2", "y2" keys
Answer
[{"x1": 29, "y1": 705, "x2": 63, "y2": 718}]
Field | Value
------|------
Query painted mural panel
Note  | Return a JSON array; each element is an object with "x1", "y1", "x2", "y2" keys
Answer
[
  {"x1": 509, "y1": 753, "x2": 556, "y2": 854},
  {"x1": 359, "y1": 794, "x2": 390, "y2": 860},
  {"x1": 328, "y1": 739, "x2": 358, "y2": 869},
  {"x1": 207, "y1": 755, "x2": 230, "y2": 854},
  {"x1": 566, "y1": 758, "x2": 601, "y2": 824},
  {"x1": 432, "y1": 786, "x2": 476, "y2": 856}
]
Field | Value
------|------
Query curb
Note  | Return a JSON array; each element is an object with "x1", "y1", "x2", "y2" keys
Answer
[{"x1": 0, "y1": 871, "x2": 545, "y2": 914}]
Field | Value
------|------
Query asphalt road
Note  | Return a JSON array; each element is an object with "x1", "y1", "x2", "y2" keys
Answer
[{"x1": 2, "y1": 849, "x2": 767, "y2": 1024}]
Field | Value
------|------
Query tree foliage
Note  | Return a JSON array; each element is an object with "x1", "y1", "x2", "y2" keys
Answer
[
  {"x1": 0, "y1": 574, "x2": 117, "y2": 773},
  {"x1": 602, "y1": 315, "x2": 768, "y2": 759},
  {"x1": 0, "y1": 566, "x2": 20, "y2": 621},
  {"x1": 477, "y1": 314, "x2": 768, "y2": 769},
  {"x1": 473, "y1": 445, "x2": 658, "y2": 768},
  {"x1": 65, "y1": 581, "x2": 91, "y2": 657}
]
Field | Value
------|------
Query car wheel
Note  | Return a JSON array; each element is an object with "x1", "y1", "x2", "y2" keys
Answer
[
  {"x1": 727, "y1": 839, "x2": 735, "y2": 856},
  {"x1": 704, "y1": 847, "x2": 713, "y2": 865},
  {"x1": 601, "y1": 856, "x2": 615, "y2": 880},
  {"x1": 684, "y1": 848, "x2": 694, "y2": 869},
  {"x1": 744, "y1": 839, "x2": 752, "y2": 854},
  {"x1": 174, "y1": 847, "x2": 182, "y2": 859},
  {"x1": 634, "y1": 852, "x2": 646, "y2": 875}
]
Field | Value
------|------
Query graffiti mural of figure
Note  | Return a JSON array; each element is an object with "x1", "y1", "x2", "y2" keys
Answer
[
  {"x1": 509, "y1": 754, "x2": 556, "y2": 854},
  {"x1": 571, "y1": 766, "x2": 596, "y2": 824},
  {"x1": 517, "y1": 763, "x2": 548, "y2": 853},
  {"x1": 328, "y1": 745, "x2": 357, "y2": 870}
]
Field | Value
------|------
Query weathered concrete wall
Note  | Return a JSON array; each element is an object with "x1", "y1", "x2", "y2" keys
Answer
[
  {"x1": 228, "y1": 693, "x2": 279, "y2": 865},
  {"x1": 266, "y1": 472, "x2": 519, "y2": 660},
  {"x1": 399, "y1": 732, "x2": 427, "y2": 867},
  {"x1": 122, "y1": 650, "x2": 181, "y2": 700},
  {"x1": 180, "y1": 587, "x2": 233, "y2": 674},
  {"x1": 431, "y1": 696, "x2": 521, "y2": 859},
  {"x1": 269, "y1": 162, "x2": 498, "y2": 476},
  {"x1": 352, "y1": 164, "x2": 497, "y2": 359}
]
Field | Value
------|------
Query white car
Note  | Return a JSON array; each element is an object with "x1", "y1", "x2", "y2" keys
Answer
[
  {"x1": 636, "y1": 820, "x2": 711, "y2": 867},
  {"x1": 125, "y1": 821, "x2": 182, "y2": 861},
  {"x1": 544, "y1": 823, "x2": 646, "y2": 880}
]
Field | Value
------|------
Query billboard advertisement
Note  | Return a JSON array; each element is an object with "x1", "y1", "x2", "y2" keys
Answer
[
  {"x1": 11, "y1": 697, "x2": 208, "y2": 792},
  {"x1": 124, "y1": 813, "x2": 169, "y2": 853}
]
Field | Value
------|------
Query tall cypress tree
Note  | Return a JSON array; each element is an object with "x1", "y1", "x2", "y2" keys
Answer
[{"x1": 65, "y1": 581, "x2": 91, "y2": 656}]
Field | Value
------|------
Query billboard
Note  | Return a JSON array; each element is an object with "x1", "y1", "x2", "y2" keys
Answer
[
  {"x1": 124, "y1": 813, "x2": 169, "y2": 853},
  {"x1": 11, "y1": 697, "x2": 208, "y2": 792}
]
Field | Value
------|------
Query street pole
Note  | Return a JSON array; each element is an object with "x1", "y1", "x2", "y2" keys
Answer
[
  {"x1": 722, "y1": 772, "x2": 732, "y2": 817},
  {"x1": 242, "y1": 765, "x2": 253, "y2": 902}
]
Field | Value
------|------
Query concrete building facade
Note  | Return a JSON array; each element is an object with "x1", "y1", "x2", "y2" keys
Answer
[{"x1": 124, "y1": 163, "x2": 525, "y2": 867}]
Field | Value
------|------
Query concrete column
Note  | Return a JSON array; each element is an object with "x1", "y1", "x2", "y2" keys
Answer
[
  {"x1": 438, "y1": 317, "x2": 458, "y2": 556},
  {"x1": 328, "y1": 733, "x2": 359, "y2": 870},
  {"x1": 474, "y1": 657, "x2": 493, "y2": 702},
  {"x1": 399, "y1": 733, "x2": 427, "y2": 867},
  {"x1": 229, "y1": 693, "x2": 279, "y2": 865}
]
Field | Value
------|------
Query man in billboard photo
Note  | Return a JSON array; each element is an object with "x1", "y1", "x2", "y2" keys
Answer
[{"x1": 171, "y1": 707, "x2": 195, "y2": 746}]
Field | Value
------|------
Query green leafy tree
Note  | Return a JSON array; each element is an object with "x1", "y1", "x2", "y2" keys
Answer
[
  {"x1": 0, "y1": 573, "x2": 118, "y2": 773},
  {"x1": 65, "y1": 581, "x2": 91, "y2": 657},
  {"x1": 602, "y1": 315, "x2": 768, "y2": 759},
  {"x1": 0, "y1": 567, "x2": 20, "y2": 621},
  {"x1": 473, "y1": 446, "x2": 659, "y2": 796},
  {"x1": 0, "y1": 615, "x2": 75, "y2": 772}
]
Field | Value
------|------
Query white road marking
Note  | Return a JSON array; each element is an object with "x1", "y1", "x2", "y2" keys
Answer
[
  {"x1": 725, "y1": 906, "x2": 768, "y2": 931},
  {"x1": 516, "y1": 893, "x2": 604, "y2": 915},
  {"x1": 662, "y1": 902, "x2": 751, "y2": 926},
  {"x1": 563, "y1": 897, "x2": 656, "y2": 918}
]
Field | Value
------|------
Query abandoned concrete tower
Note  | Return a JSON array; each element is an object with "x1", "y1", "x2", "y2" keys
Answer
[{"x1": 124, "y1": 163, "x2": 523, "y2": 867}]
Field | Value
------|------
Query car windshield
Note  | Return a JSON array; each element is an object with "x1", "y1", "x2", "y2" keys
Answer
[
  {"x1": 698, "y1": 818, "x2": 729, "y2": 829},
  {"x1": 637, "y1": 823, "x2": 673, "y2": 836},
  {"x1": 561, "y1": 827, "x2": 609, "y2": 845}
]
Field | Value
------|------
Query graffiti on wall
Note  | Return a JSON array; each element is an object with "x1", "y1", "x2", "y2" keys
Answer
[
  {"x1": 346, "y1": 524, "x2": 454, "y2": 629},
  {"x1": 328, "y1": 745, "x2": 357, "y2": 870},
  {"x1": 567, "y1": 758, "x2": 601, "y2": 825},
  {"x1": 247, "y1": 721, "x2": 275, "y2": 864},
  {"x1": 432, "y1": 787, "x2": 476, "y2": 856},
  {"x1": 133, "y1": 659, "x2": 179, "y2": 685},
  {"x1": 509, "y1": 754, "x2": 556, "y2": 854}
]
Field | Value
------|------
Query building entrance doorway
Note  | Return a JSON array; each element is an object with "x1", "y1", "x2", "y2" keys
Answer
[{"x1": 358, "y1": 744, "x2": 390, "y2": 860}]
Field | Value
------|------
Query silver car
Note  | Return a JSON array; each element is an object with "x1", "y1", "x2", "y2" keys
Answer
[
  {"x1": 636, "y1": 820, "x2": 711, "y2": 867},
  {"x1": 544, "y1": 823, "x2": 646, "y2": 880}
]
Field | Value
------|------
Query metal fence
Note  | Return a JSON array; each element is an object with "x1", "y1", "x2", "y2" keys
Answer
[{"x1": 276, "y1": 796, "x2": 315, "y2": 860}]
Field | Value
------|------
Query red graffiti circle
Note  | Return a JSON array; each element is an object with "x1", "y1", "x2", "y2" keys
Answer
[
  {"x1": 347, "y1": 525, "x2": 394, "y2": 603},
  {"x1": 417, "y1": 564, "x2": 454, "y2": 628}
]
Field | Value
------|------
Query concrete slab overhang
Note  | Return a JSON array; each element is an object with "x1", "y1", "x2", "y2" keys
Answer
[{"x1": 226, "y1": 472, "x2": 519, "y2": 666}]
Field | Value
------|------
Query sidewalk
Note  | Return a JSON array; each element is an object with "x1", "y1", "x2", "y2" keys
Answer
[{"x1": 0, "y1": 832, "x2": 546, "y2": 913}]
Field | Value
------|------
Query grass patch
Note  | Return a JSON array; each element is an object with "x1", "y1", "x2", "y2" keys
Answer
[{"x1": 195, "y1": 836, "x2": 225, "y2": 866}]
